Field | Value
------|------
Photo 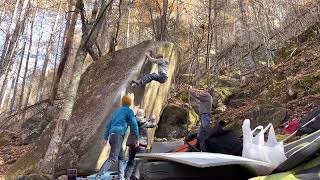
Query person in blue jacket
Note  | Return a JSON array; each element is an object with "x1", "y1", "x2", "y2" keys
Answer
[{"x1": 97, "y1": 95, "x2": 139, "y2": 180}]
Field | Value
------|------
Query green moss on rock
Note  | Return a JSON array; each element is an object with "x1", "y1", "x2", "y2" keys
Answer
[
  {"x1": 301, "y1": 75, "x2": 320, "y2": 86},
  {"x1": 214, "y1": 87, "x2": 234, "y2": 101},
  {"x1": 6, "y1": 151, "x2": 38, "y2": 179},
  {"x1": 0, "y1": 137, "x2": 9, "y2": 147},
  {"x1": 188, "y1": 110, "x2": 199, "y2": 131},
  {"x1": 176, "y1": 89, "x2": 189, "y2": 103}
]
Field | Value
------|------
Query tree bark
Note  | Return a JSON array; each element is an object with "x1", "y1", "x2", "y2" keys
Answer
[
  {"x1": 9, "y1": 42, "x2": 26, "y2": 112},
  {"x1": 5, "y1": 77, "x2": 16, "y2": 112},
  {"x1": 125, "y1": 0, "x2": 134, "y2": 47},
  {"x1": 37, "y1": 0, "x2": 62, "y2": 101},
  {"x1": 0, "y1": 63, "x2": 12, "y2": 110},
  {"x1": 39, "y1": 0, "x2": 114, "y2": 174},
  {"x1": 51, "y1": 27, "x2": 63, "y2": 94},
  {"x1": 19, "y1": 8, "x2": 37, "y2": 110},
  {"x1": 24, "y1": 16, "x2": 44, "y2": 108},
  {"x1": 206, "y1": 0, "x2": 213, "y2": 80},
  {"x1": 160, "y1": 0, "x2": 168, "y2": 41},
  {"x1": 0, "y1": 0, "x2": 21, "y2": 69},
  {"x1": 49, "y1": 2, "x2": 78, "y2": 106},
  {"x1": 0, "y1": 0, "x2": 31, "y2": 77},
  {"x1": 108, "y1": 0, "x2": 123, "y2": 53}
]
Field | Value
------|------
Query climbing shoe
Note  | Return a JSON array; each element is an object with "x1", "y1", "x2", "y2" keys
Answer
[{"x1": 131, "y1": 80, "x2": 140, "y2": 88}]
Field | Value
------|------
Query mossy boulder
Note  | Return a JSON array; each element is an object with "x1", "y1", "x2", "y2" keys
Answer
[
  {"x1": 155, "y1": 103, "x2": 188, "y2": 140},
  {"x1": 20, "y1": 117, "x2": 50, "y2": 144},
  {"x1": 213, "y1": 87, "x2": 234, "y2": 112}
]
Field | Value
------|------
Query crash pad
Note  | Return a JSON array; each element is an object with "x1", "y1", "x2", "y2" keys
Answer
[
  {"x1": 275, "y1": 130, "x2": 320, "y2": 172},
  {"x1": 137, "y1": 152, "x2": 275, "y2": 175},
  {"x1": 140, "y1": 161, "x2": 256, "y2": 180},
  {"x1": 250, "y1": 154, "x2": 320, "y2": 180}
]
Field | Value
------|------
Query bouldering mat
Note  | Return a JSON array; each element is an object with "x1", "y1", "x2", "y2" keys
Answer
[{"x1": 137, "y1": 152, "x2": 275, "y2": 175}]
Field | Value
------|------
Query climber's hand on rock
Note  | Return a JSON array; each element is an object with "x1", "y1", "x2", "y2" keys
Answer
[{"x1": 101, "y1": 139, "x2": 108, "y2": 146}]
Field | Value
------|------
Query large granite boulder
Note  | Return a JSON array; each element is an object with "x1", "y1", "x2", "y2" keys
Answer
[{"x1": 7, "y1": 41, "x2": 179, "y2": 178}]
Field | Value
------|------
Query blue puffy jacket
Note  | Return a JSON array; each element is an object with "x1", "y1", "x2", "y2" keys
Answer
[{"x1": 104, "y1": 105, "x2": 139, "y2": 142}]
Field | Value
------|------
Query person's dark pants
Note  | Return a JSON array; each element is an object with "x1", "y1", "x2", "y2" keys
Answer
[
  {"x1": 197, "y1": 113, "x2": 211, "y2": 151},
  {"x1": 98, "y1": 133, "x2": 126, "y2": 179},
  {"x1": 140, "y1": 72, "x2": 167, "y2": 85},
  {"x1": 125, "y1": 145, "x2": 147, "y2": 179}
]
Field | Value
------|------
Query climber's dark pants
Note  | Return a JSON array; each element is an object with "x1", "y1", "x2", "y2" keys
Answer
[
  {"x1": 140, "y1": 72, "x2": 168, "y2": 85},
  {"x1": 125, "y1": 145, "x2": 146, "y2": 179}
]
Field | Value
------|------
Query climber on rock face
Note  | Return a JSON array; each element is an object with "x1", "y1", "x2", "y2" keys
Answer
[
  {"x1": 96, "y1": 96, "x2": 139, "y2": 180},
  {"x1": 188, "y1": 85, "x2": 213, "y2": 151},
  {"x1": 125, "y1": 109, "x2": 158, "y2": 180},
  {"x1": 132, "y1": 50, "x2": 169, "y2": 87}
]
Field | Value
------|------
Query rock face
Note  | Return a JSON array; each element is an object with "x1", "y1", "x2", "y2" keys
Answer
[
  {"x1": 59, "y1": 41, "x2": 178, "y2": 174},
  {"x1": 7, "y1": 41, "x2": 179, "y2": 177},
  {"x1": 20, "y1": 117, "x2": 50, "y2": 144},
  {"x1": 155, "y1": 104, "x2": 188, "y2": 140}
]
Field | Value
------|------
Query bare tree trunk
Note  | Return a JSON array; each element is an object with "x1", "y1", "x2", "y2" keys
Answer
[
  {"x1": 0, "y1": 0, "x2": 21, "y2": 68},
  {"x1": 24, "y1": 16, "x2": 44, "y2": 108},
  {"x1": 52, "y1": 27, "x2": 63, "y2": 92},
  {"x1": 0, "y1": 0, "x2": 7, "y2": 25},
  {"x1": 19, "y1": 8, "x2": 37, "y2": 110},
  {"x1": 160, "y1": 0, "x2": 168, "y2": 41},
  {"x1": 49, "y1": 2, "x2": 78, "y2": 106},
  {"x1": 173, "y1": 0, "x2": 179, "y2": 43},
  {"x1": 125, "y1": 0, "x2": 133, "y2": 47},
  {"x1": 4, "y1": 77, "x2": 16, "y2": 112},
  {"x1": 108, "y1": 0, "x2": 123, "y2": 53},
  {"x1": 148, "y1": 4, "x2": 158, "y2": 39},
  {"x1": 206, "y1": 0, "x2": 213, "y2": 81},
  {"x1": 0, "y1": 0, "x2": 31, "y2": 77},
  {"x1": 9, "y1": 42, "x2": 26, "y2": 112},
  {"x1": 37, "y1": 0, "x2": 62, "y2": 101},
  {"x1": 0, "y1": 64, "x2": 11, "y2": 110},
  {"x1": 238, "y1": 0, "x2": 255, "y2": 66},
  {"x1": 39, "y1": 0, "x2": 114, "y2": 174}
]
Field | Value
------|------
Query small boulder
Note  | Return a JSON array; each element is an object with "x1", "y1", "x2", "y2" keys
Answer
[
  {"x1": 246, "y1": 104, "x2": 287, "y2": 128},
  {"x1": 156, "y1": 104, "x2": 188, "y2": 140},
  {"x1": 230, "y1": 104, "x2": 287, "y2": 135}
]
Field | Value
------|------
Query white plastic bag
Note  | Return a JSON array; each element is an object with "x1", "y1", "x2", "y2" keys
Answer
[{"x1": 242, "y1": 119, "x2": 287, "y2": 167}]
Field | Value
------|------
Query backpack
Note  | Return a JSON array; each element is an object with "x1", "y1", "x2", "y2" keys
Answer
[
  {"x1": 204, "y1": 123, "x2": 243, "y2": 156},
  {"x1": 298, "y1": 107, "x2": 320, "y2": 135}
]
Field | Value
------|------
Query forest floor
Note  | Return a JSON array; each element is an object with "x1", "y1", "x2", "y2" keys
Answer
[
  {"x1": 216, "y1": 28, "x2": 320, "y2": 132},
  {"x1": 0, "y1": 130, "x2": 31, "y2": 175}
]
